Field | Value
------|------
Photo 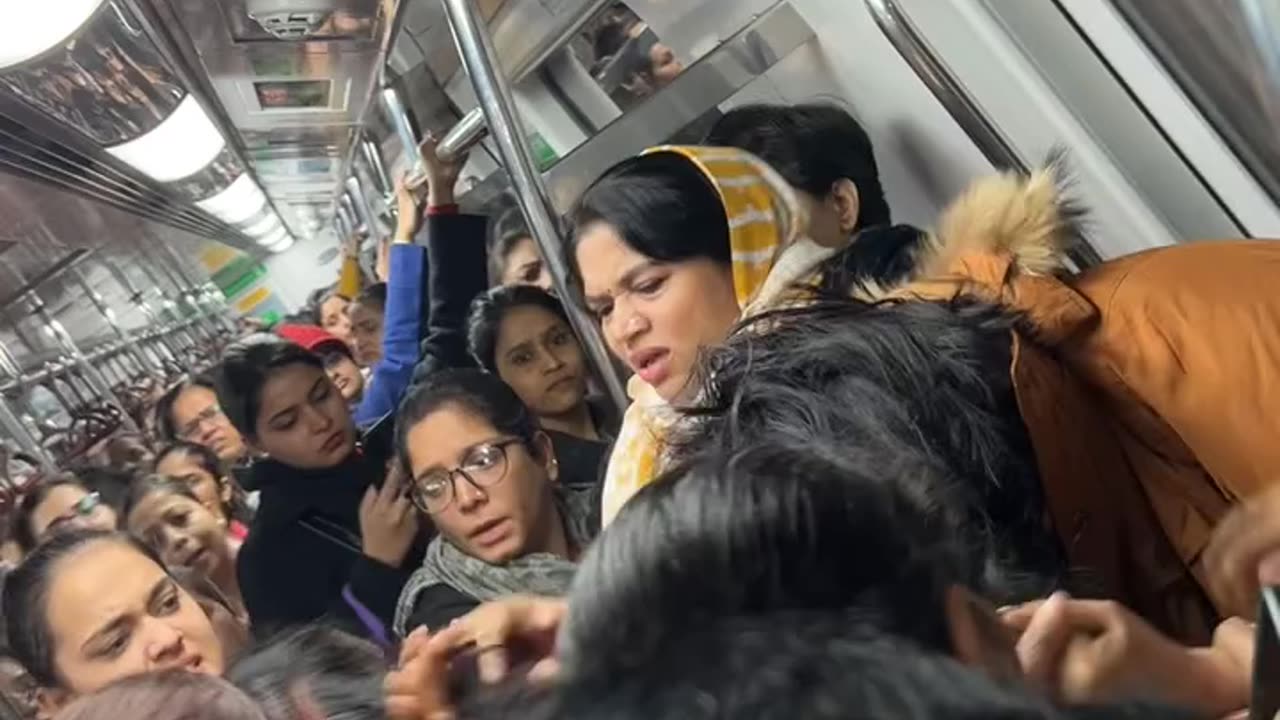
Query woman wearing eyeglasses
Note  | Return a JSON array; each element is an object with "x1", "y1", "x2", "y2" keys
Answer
[
  {"x1": 154, "y1": 375, "x2": 249, "y2": 466},
  {"x1": 13, "y1": 476, "x2": 118, "y2": 554},
  {"x1": 392, "y1": 369, "x2": 598, "y2": 636}
]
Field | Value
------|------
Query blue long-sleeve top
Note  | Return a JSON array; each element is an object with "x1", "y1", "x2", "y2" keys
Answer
[{"x1": 354, "y1": 242, "x2": 426, "y2": 427}]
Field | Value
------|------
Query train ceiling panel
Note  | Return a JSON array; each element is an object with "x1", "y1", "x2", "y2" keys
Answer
[{"x1": 156, "y1": 0, "x2": 391, "y2": 240}]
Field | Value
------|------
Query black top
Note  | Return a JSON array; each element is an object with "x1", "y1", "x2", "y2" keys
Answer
[
  {"x1": 405, "y1": 583, "x2": 481, "y2": 633},
  {"x1": 236, "y1": 418, "x2": 426, "y2": 638},
  {"x1": 546, "y1": 396, "x2": 619, "y2": 489},
  {"x1": 410, "y1": 212, "x2": 490, "y2": 384}
]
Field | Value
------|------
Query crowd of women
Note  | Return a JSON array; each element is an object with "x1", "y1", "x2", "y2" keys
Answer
[{"x1": 2, "y1": 102, "x2": 1280, "y2": 719}]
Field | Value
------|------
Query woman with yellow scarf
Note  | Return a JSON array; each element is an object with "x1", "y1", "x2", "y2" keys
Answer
[{"x1": 568, "y1": 145, "x2": 858, "y2": 525}]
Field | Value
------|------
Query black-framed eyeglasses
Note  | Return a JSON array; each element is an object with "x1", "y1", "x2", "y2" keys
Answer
[
  {"x1": 179, "y1": 404, "x2": 224, "y2": 440},
  {"x1": 408, "y1": 439, "x2": 525, "y2": 514}
]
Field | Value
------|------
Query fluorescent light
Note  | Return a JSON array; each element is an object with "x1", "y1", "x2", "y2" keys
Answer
[
  {"x1": 0, "y1": 1, "x2": 104, "y2": 69},
  {"x1": 257, "y1": 227, "x2": 291, "y2": 247},
  {"x1": 106, "y1": 95, "x2": 226, "y2": 182},
  {"x1": 242, "y1": 213, "x2": 283, "y2": 237},
  {"x1": 262, "y1": 233, "x2": 295, "y2": 253},
  {"x1": 197, "y1": 174, "x2": 266, "y2": 225}
]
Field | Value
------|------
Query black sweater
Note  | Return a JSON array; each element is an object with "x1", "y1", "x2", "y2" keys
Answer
[{"x1": 236, "y1": 419, "x2": 425, "y2": 638}]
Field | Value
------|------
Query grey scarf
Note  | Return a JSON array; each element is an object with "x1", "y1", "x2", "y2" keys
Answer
[{"x1": 393, "y1": 486, "x2": 598, "y2": 636}]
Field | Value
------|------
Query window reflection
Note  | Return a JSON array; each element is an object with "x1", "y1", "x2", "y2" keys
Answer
[
  {"x1": 0, "y1": 1, "x2": 183, "y2": 145},
  {"x1": 577, "y1": 3, "x2": 686, "y2": 111}
]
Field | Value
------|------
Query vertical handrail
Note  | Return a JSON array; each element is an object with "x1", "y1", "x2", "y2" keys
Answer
[
  {"x1": 442, "y1": 0, "x2": 629, "y2": 413},
  {"x1": 864, "y1": 0, "x2": 1101, "y2": 266},
  {"x1": 0, "y1": 338, "x2": 54, "y2": 469},
  {"x1": 30, "y1": 300, "x2": 139, "y2": 434}
]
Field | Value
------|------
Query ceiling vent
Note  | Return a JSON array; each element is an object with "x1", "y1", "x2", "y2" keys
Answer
[{"x1": 246, "y1": 0, "x2": 333, "y2": 39}]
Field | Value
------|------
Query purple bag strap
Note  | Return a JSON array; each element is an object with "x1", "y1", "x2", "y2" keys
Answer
[{"x1": 342, "y1": 585, "x2": 392, "y2": 651}]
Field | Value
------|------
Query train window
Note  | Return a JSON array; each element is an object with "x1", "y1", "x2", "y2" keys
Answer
[
  {"x1": 0, "y1": 1, "x2": 183, "y2": 145},
  {"x1": 1114, "y1": 0, "x2": 1280, "y2": 202}
]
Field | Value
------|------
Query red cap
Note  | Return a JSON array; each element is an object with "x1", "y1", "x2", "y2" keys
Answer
[{"x1": 276, "y1": 324, "x2": 351, "y2": 357}]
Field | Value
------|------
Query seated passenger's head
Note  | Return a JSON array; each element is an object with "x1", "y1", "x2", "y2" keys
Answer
[
  {"x1": 313, "y1": 290, "x2": 353, "y2": 345},
  {"x1": 276, "y1": 324, "x2": 365, "y2": 403},
  {"x1": 14, "y1": 477, "x2": 118, "y2": 553},
  {"x1": 123, "y1": 477, "x2": 234, "y2": 584},
  {"x1": 348, "y1": 283, "x2": 388, "y2": 368},
  {"x1": 103, "y1": 433, "x2": 154, "y2": 473},
  {"x1": 570, "y1": 151, "x2": 740, "y2": 401},
  {"x1": 53, "y1": 670, "x2": 264, "y2": 720},
  {"x1": 560, "y1": 441, "x2": 1019, "y2": 681},
  {"x1": 468, "y1": 286, "x2": 589, "y2": 421},
  {"x1": 490, "y1": 209, "x2": 551, "y2": 290},
  {"x1": 214, "y1": 341, "x2": 357, "y2": 470},
  {"x1": 395, "y1": 369, "x2": 562, "y2": 564},
  {"x1": 2, "y1": 530, "x2": 224, "y2": 709},
  {"x1": 348, "y1": 283, "x2": 386, "y2": 366},
  {"x1": 153, "y1": 442, "x2": 236, "y2": 527},
  {"x1": 228, "y1": 625, "x2": 385, "y2": 720},
  {"x1": 675, "y1": 299, "x2": 1061, "y2": 587},
  {"x1": 705, "y1": 103, "x2": 891, "y2": 245},
  {"x1": 470, "y1": 612, "x2": 1190, "y2": 720},
  {"x1": 155, "y1": 376, "x2": 248, "y2": 463}
]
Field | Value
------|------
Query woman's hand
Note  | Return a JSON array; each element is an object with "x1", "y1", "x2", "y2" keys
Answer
[
  {"x1": 1001, "y1": 594, "x2": 1248, "y2": 715},
  {"x1": 429, "y1": 594, "x2": 567, "y2": 684},
  {"x1": 342, "y1": 232, "x2": 362, "y2": 257},
  {"x1": 386, "y1": 627, "x2": 452, "y2": 720},
  {"x1": 359, "y1": 465, "x2": 418, "y2": 567},
  {"x1": 419, "y1": 132, "x2": 467, "y2": 209},
  {"x1": 384, "y1": 597, "x2": 567, "y2": 720},
  {"x1": 1205, "y1": 484, "x2": 1280, "y2": 620},
  {"x1": 394, "y1": 172, "x2": 427, "y2": 242}
]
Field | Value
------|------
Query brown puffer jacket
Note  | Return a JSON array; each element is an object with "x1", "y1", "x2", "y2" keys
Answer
[{"x1": 891, "y1": 165, "x2": 1280, "y2": 643}]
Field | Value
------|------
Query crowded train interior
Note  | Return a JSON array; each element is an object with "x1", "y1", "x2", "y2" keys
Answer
[{"x1": 0, "y1": 0, "x2": 1279, "y2": 718}]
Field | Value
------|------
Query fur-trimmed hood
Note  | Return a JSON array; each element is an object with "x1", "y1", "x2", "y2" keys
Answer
[{"x1": 883, "y1": 160, "x2": 1098, "y2": 345}]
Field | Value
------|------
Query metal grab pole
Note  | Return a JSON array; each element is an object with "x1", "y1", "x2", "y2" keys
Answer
[
  {"x1": 31, "y1": 301, "x2": 139, "y2": 434},
  {"x1": 0, "y1": 339, "x2": 54, "y2": 468},
  {"x1": 442, "y1": 0, "x2": 628, "y2": 413}
]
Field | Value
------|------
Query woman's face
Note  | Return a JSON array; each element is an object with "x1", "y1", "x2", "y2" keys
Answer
[
  {"x1": 500, "y1": 237, "x2": 552, "y2": 290},
  {"x1": 30, "y1": 485, "x2": 119, "y2": 546},
  {"x1": 648, "y1": 42, "x2": 683, "y2": 86},
  {"x1": 252, "y1": 364, "x2": 356, "y2": 470},
  {"x1": 319, "y1": 295, "x2": 352, "y2": 344},
  {"x1": 494, "y1": 306, "x2": 588, "y2": 419},
  {"x1": 154, "y1": 452, "x2": 228, "y2": 525},
  {"x1": 43, "y1": 539, "x2": 224, "y2": 694},
  {"x1": 348, "y1": 300, "x2": 384, "y2": 367},
  {"x1": 325, "y1": 355, "x2": 365, "y2": 403},
  {"x1": 170, "y1": 386, "x2": 247, "y2": 463},
  {"x1": 126, "y1": 491, "x2": 230, "y2": 579},
  {"x1": 576, "y1": 223, "x2": 740, "y2": 401},
  {"x1": 404, "y1": 404, "x2": 557, "y2": 564}
]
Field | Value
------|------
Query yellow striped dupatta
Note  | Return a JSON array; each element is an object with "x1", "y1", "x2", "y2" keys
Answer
[{"x1": 599, "y1": 145, "x2": 836, "y2": 525}]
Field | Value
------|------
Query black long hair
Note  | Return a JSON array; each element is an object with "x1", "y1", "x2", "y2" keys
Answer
[
  {"x1": 567, "y1": 151, "x2": 730, "y2": 299},
  {"x1": 227, "y1": 625, "x2": 385, "y2": 720},
  {"x1": 705, "y1": 102, "x2": 892, "y2": 230},
  {"x1": 669, "y1": 297, "x2": 1065, "y2": 595},
  {"x1": 561, "y1": 439, "x2": 980, "y2": 677}
]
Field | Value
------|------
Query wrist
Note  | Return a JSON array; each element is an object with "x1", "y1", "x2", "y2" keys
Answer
[
  {"x1": 1181, "y1": 648, "x2": 1249, "y2": 716},
  {"x1": 428, "y1": 187, "x2": 455, "y2": 208},
  {"x1": 364, "y1": 545, "x2": 400, "y2": 567}
]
